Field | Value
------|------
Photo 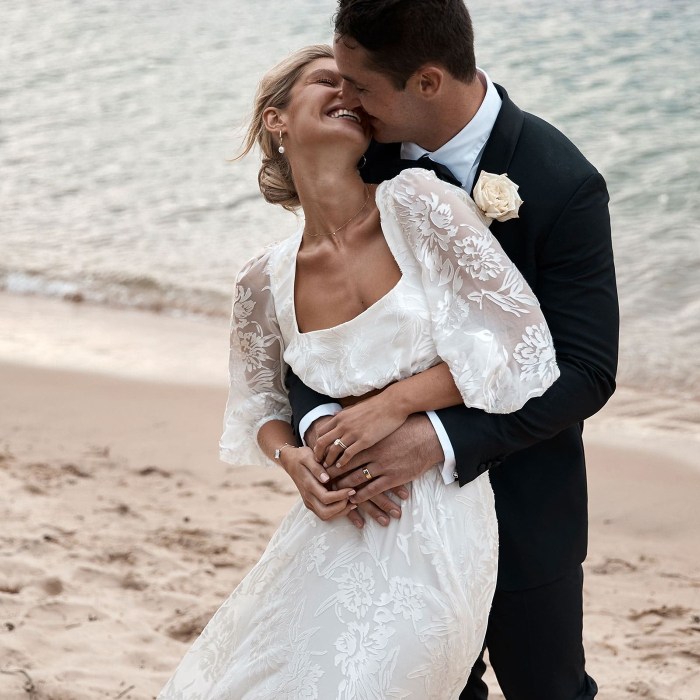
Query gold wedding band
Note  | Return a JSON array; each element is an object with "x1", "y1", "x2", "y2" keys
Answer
[
  {"x1": 334, "y1": 438, "x2": 348, "y2": 450},
  {"x1": 362, "y1": 468, "x2": 373, "y2": 480}
]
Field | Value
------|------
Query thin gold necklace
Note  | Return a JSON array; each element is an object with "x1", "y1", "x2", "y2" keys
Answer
[{"x1": 305, "y1": 186, "x2": 370, "y2": 238}]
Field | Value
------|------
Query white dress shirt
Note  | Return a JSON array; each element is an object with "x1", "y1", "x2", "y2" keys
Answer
[
  {"x1": 299, "y1": 69, "x2": 502, "y2": 485},
  {"x1": 401, "y1": 69, "x2": 502, "y2": 191}
]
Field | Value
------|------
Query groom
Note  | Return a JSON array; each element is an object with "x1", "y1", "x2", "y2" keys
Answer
[{"x1": 286, "y1": 1, "x2": 618, "y2": 698}]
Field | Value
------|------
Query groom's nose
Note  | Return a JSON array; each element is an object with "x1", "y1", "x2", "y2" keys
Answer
[{"x1": 341, "y1": 79, "x2": 362, "y2": 110}]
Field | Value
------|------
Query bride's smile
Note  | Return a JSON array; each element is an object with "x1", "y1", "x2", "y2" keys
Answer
[{"x1": 275, "y1": 58, "x2": 371, "y2": 158}]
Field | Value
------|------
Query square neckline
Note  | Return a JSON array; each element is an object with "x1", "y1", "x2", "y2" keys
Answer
[{"x1": 290, "y1": 182, "x2": 406, "y2": 336}]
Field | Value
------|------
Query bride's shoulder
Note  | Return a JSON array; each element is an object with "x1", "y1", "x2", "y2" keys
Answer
[
  {"x1": 378, "y1": 169, "x2": 487, "y2": 237},
  {"x1": 235, "y1": 233, "x2": 299, "y2": 286},
  {"x1": 381, "y1": 168, "x2": 465, "y2": 204},
  {"x1": 379, "y1": 168, "x2": 477, "y2": 219},
  {"x1": 383, "y1": 167, "x2": 440, "y2": 193}
]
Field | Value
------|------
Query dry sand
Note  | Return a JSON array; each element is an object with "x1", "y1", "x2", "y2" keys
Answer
[{"x1": 1, "y1": 294, "x2": 698, "y2": 699}]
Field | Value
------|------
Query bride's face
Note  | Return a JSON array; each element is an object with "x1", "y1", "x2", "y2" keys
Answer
[{"x1": 280, "y1": 58, "x2": 371, "y2": 159}]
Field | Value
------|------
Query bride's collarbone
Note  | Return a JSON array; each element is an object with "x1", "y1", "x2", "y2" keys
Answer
[
  {"x1": 297, "y1": 250, "x2": 400, "y2": 305},
  {"x1": 294, "y1": 251, "x2": 402, "y2": 332}
]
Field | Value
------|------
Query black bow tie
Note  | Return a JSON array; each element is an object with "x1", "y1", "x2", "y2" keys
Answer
[
  {"x1": 401, "y1": 154, "x2": 461, "y2": 188},
  {"x1": 360, "y1": 147, "x2": 462, "y2": 188}
]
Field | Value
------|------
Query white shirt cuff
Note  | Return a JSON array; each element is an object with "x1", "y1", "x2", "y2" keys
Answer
[
  {"x1": 299, "y1": 403, "x2": 342, "y2": 446},
  {"x1": 426, "y1": 410, "x2": 458, "y2": 485}
]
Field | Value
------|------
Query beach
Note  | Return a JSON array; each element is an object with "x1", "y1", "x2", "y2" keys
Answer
[
  {"x1": 1, "y1": 293, "x2": 698, "y2": 700},
  {"x1": 2, "y1": 2, "x2": 699, "y2": 696}
]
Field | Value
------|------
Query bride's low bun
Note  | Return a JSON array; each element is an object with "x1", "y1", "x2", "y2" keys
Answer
[
  {"x1": 237, "y1": 45, "x2": 334, "y2": 212},
  {"x1": 258, "y1": 155, "x2": 298, "y2": 211}
]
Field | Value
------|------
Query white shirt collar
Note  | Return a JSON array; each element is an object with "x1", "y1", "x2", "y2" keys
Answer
[{"x1": 400, "y1": 69, "x2": 502, "y2": 190}]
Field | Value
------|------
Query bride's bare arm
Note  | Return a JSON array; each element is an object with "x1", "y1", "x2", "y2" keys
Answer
[
  {"x1": 313, "y1": 362, "x2": 461, "y2": 467},
  {"x1": 257, "y1": 420, "x2": 357, "y2": 521}
]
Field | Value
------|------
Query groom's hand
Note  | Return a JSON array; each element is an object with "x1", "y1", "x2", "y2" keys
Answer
[
  {"x1": 328, "y1": 413, "x2": 445, "y2": 516},
  {"x1": 304, "y1": 415, "x2": 444, "y2": 528},
  {"x1": 305, "y1": 415, "x2": 401, "y2": 529}
]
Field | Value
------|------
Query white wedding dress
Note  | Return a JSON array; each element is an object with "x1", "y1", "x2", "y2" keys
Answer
[{"x1": 159, "y1": 169, "x2": 559, "y2": 699}]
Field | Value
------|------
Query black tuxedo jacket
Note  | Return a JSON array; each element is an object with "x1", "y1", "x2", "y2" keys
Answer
[{"x1": 286, "y1": 85, "x2": 619, "y2": 591}]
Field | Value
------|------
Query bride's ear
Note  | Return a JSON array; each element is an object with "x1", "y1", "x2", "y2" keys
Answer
[{"x1": 262, "y1": 107, "x2": 285, "y2": 134}]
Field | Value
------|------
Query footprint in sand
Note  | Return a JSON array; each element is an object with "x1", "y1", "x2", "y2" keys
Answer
[
  {"x1": 61, "y1": 463, "x2": 91, "y2": 479},
  {"x1": 163, "y1": 609, "x2": 215, "y2": 643},
  {"x1": 41, "y1": 577, "x2": 64, "y2": 596},
  {"x1": 152, "y1": 527, "x2": 232, "y2": 557},
  {"x1": 625, "y1": 680, "x2": 663, "y2": 699},
  {"x1": 137, "y1": 466, "x2": 171, "y2": 478},
  {"x1": 628, "y1": 605, "x2": 690, "y2": 621},
  {"x1": 591, "y1": 557, "x2": 638, "y2": 575},
  {"x1": 0, "y1": 581, "x2": 21, "y2": 594},
  {"x1": 0, "y1": 561, "x2": 53, "y2": 595},
  {"x1": 252, "y1": 478, "x2": 298, "y2": 496}
]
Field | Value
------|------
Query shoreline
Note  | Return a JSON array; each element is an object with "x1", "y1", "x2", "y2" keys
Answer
[
  {"x1": 0, "y1": 291, "x2": 229, "y2": 388},
  {"x1": 2, "y1": 289, "x2": 698, "y2": 446}
]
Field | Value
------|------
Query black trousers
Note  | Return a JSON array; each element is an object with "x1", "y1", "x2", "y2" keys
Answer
[{"x1": 460, "y1": 566, "x2": 598, "y2": 700}]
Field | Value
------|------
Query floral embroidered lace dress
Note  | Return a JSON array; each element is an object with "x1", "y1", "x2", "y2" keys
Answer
[{"x1": 159, "y1": 169, "x2": 559, "y2": 700}]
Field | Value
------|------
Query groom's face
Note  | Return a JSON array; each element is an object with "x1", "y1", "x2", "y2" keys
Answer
[{"x1": 334, "y1": 37, "x2": 423, "y2": 144}]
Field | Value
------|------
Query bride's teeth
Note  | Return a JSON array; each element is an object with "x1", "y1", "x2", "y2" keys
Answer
[{"x1": 329, "y1": 109, "x2": 360, "y2": 123}]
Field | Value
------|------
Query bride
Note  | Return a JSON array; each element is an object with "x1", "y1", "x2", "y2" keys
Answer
[{"x1": 159, "y1": 45, "x2": 558, "y2": 699}]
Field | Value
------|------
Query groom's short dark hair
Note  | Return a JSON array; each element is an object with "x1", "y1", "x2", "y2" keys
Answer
[{"x1": 334, "y1": 0, "x2": 476, "y2": 89}]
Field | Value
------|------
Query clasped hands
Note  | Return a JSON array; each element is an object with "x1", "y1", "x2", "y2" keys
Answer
[{"x1": 279, "y1": 392, "x2": 443, "y2": 529}]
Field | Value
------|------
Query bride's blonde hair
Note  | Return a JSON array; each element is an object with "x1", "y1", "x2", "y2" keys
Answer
[{"x1": 239, "y1": 44, "x2": 334, "y2": 211}]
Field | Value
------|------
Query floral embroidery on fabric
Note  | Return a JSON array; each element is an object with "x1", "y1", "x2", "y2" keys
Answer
[
  {"x1": 162, "y1": 168, "x2": 559, "y2": 699},
  {"x1": 452, "y1": 232, "x2": 504, "y2": 281},
  {"x1": 384, "y1": 168, "x2": 559, "y2": 412},
  {"x1": 232, "y1": 284, "x2": 255, "y2": 325},
  {"x1": 514, "y1": 321, "x2": 559, "y2": 384}
]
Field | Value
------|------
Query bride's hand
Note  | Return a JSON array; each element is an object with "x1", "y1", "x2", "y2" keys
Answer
[
  {"x1": 313, "y1": 392, "x2": 408, "y2": 468},
  {"x1": 279, "y1": 446, "x2": 358, "y2": 521}
]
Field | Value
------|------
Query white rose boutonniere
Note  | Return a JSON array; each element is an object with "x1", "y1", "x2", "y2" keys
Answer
[{"x1": 473, "y1": 171, "x2": 523, "y2": 223}]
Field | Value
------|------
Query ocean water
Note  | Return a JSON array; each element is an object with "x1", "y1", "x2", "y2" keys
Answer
[{"x1": 2, "y1": 0, "x2": 699, "y2": 399}]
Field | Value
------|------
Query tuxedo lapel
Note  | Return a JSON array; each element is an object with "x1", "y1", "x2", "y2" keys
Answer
[{"x1": 471, "y1": 84, "x2": 524, "y2": 196}]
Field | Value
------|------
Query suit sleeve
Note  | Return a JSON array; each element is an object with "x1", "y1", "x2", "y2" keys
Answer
[
  {"x1": 285, "y1": 369, "x2": 338, "y2": 440},
  {"x1": 436, "y1": 172, "x2": 619, "y2": 485}
]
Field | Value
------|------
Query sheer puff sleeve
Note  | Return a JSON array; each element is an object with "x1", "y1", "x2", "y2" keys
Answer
[
  {"x1": 381, "y1": 168, "x2": 560, "y2": 413},
  {"x1": 219, "y1": 248, "x2": 292, "y2": 466}
]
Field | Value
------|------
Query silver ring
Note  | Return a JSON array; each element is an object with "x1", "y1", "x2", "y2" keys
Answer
[{"x1": 333, "y1": 438, "x2": 348, "y2": 450}]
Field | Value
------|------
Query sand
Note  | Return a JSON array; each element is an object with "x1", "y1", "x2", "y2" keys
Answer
[{"x1": 1, "y1": 293, "x2": 699, "y2": 699}]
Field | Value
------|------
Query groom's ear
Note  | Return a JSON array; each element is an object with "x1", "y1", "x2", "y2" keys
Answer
[
  {"x1": 414, "y1": 66, "x2": 444, "y2": 100},
  {"x1": 262, "y1": 107, "x2": 285, "y2": 133}
]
